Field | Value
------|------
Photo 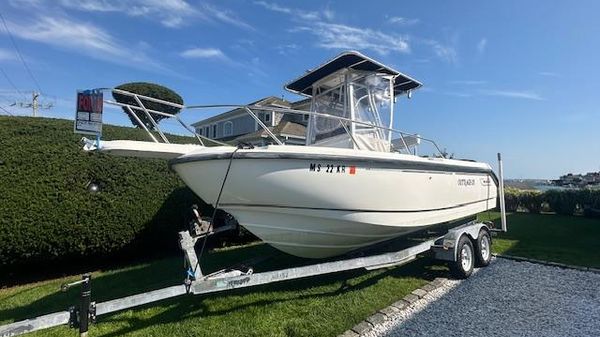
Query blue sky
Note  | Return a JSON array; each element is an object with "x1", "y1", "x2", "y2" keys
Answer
[{"x1": 0, "y1": 0, "x2": 598, "y2": 179}]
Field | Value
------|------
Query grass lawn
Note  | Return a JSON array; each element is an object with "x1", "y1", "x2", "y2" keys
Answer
[
  {"x1": 2, "y1": 212, "x2": 597, "y2": 336},
  {"x1": 479, "y1": 212, "x2": 600, "y2": 268}
]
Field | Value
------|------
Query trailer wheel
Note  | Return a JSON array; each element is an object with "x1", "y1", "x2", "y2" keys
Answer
[
  {"x1": 475, "y1": 229, "x2": 492, "y2": 267},
  {"x1": 449, "y1": 235, "x2": 474, "y2": 279}
]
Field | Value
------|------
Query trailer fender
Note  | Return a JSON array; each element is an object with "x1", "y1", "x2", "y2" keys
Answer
[{"x1": 431, "y1": 222, "x2": 490, "y2": 262}]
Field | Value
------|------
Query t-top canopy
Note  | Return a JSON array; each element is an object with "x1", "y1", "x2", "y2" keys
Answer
[{"x1": 284, "y1": 51, "x2": 422, "y2": 97}]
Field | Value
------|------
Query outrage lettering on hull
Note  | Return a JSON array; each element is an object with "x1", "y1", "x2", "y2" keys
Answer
[{"x1": 458, "y1": 178, "x2": 476, "y2": 186}]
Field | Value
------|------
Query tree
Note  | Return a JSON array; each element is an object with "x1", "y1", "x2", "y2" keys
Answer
[{"x1": 112, "y1": 82, "x2": 184, "y2": 130}]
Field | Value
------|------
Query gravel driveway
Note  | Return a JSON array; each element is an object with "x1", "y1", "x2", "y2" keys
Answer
[{"x1": 366, "y1": 258, "x2": 600, "y2": 337}]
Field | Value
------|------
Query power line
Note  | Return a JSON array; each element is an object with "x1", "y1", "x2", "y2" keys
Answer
[
  {"x1": 0, "y1": 105, "x2": 14, "y2": 116},
  {"x1": 0, "y1": 13, "x2": 43, "y2": 94},
  {"x1": 0, "y1": 67, "x2": 27, "y2": 100}
]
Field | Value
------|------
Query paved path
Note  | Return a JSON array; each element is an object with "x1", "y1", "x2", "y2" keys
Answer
[{"x1": 366, "y1": 258, "x2": 600, "y2": 337}]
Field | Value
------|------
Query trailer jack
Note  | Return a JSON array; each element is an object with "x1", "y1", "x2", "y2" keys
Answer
[{"x1": 63, "y1": 274, "x2": 95, "y2": 336}]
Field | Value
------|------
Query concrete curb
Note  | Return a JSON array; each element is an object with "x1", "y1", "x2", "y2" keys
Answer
[
  {"x1": 493, "y1": 254, "x2": 600, "y2": 274},
  {"x1": 337, "y1": 277, "x2": 448, "y2": 337}
]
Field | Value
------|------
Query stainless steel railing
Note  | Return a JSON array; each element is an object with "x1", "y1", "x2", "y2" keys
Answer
[{"x1": 102, "y1": 88, "x2": 445, "y2": 157}]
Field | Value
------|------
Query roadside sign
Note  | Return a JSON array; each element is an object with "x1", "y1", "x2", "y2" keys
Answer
[{"x1": 75, "y1": 89, "x2": 103, "y2": 135}]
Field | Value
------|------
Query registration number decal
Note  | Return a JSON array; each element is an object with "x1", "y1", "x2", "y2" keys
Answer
[{"x1": 309, "y1": 163, "x2": 356, "y2": 175}]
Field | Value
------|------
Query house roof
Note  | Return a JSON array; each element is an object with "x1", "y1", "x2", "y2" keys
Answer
[
  {"x1": 291, "y1": 98, "x2": 311, "y2": 110},
  {"x1": 232, "y1": 121, "x2": 306, "y2": 143},
  {"x1": 191, "y1": 96, "x2": 290, "y2": 127},
  {"x1": 284, "y1": 50, "x2": 422, "y2": 97},
  {"x1": 274, "y1": 120, "x2": 306, "y2": 137}
]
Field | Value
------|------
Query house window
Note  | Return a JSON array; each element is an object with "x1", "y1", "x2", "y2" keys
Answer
[
  {"x1": 212, "y1": 124, "x2": 217, "y2": 138},
  {"x1": 303, "y1": 114, "x2": 309, "y2": 121},
  {"x1": 264, "y1": 113, "x2": 271, "y2": 123},
  {"x1": 223, "y1": 121, "x2": 233, "y2": 136},
  {"x1": 205, "y1": 126, "x2": 210, "y2": 138}
]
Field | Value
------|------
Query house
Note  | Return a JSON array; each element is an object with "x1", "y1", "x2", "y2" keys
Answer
[
  {"x1": 191, "y1": 96, "x2": 311, "y2": 146},
  {"x1": 553, "y1": 171, "x2": 600, "y2": 188}
]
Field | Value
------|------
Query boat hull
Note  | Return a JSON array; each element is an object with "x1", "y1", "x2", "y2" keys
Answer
[{"x1": 171, "y1": 146, "x2": 497, "y2": 258}]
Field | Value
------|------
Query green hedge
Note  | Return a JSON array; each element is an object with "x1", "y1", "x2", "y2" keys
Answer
[
  {"x1": 0, "y1": 116, "x2": 212, "y2": 270},
  {"x1": 504, "y1": 187, "x2": 600, "y2": 216}
]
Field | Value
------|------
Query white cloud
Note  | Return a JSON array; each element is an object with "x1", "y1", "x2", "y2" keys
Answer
[
  {"x1": 10, "y1": 0, "x2": 253, "y2": 30},
  {"x1": 296, "y1": 22, "x2": 410, "y2": 55},
  {"x1": 254, "y1": 1, "x2": 291, "y2": 14},
  {"x1": 477, "y1": 38, "x2": 487, "y2": 54},
  {"x1": 202, "y1": 3, "x2": 255, "y2": 31},
  {"x1": 388, "y1": 16, "x2": 419, "y2": 25},
  {"x1": 0, "y1": 15, "x2": 169, "y2": 72},
  {"x1": 480, "y1": 89, "x2": 544, "y2": 101},
  {"x1": 54, "y1": 0, "x2": 196, "y2": 28},
  {"x1": 259, "y1": 2, "x2": 465, "y2": 59},
  {"x1": 254, "y1": 1, "x2": 324, "y2": 21},
  {"x1": 323, "y1": 9, "x2": 335, "y2": 21},
  {"x1": 254, "y1": 2, "x2": 410, "y2": 56},
  {"x1": 424, "y1": 39, "x2": 458, "y2": 64},
  {"x1": 180, "y1": 48, "x2": 226, "y2": 59}
]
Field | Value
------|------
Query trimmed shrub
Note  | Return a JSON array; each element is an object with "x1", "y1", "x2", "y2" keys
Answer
[
  {"x1": 582, "y1": 189, "x2": 600, "y2": 218},
  {"x1": 113, "y1": 82, "x2": 184, "y2": 130},
  {"x1": 520, "y1": 191, "x2": 543, "y2": 214},
  {"x1": 544, "y1": 189, "x2": 579, "y2": 216},
  {"x1": 503, "y1": 187, "x2": 520, "y2": 212},
  {"x1": 501, "y1": 187, "x2": 600, "y2": 217},
  {"x1": 0, "y1": 116, "x2": 209, "y2": 270}
]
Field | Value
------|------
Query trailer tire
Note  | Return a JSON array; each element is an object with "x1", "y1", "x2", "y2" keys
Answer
[
  {"x1": 449, "y1": 235, "x2": 474, "y2": 279},
  {"x1": 475, "y1": 229, "x2": 492, "y2": 267}
]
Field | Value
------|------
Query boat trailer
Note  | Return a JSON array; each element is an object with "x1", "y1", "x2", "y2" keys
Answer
[
  {"x1": 0, "y1": 221, "x2": 505, "y2": 337},
  {"x1": 0, "y1": 154, "x2": 507, "y2": 337}
]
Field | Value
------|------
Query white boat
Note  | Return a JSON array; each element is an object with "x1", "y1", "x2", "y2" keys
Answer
[{"x1": 84, "y1": 51, "x2": 498, "y2": 258}]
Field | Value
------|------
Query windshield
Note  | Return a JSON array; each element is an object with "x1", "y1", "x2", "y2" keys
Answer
[
  {"x1": 351, "y1": 74, "x2": 393, "y2": 141},
  {"x1": 311, "y1": 84, "x2": 347, "y2": 143},
  {"x1": 307, "y1": 71, "x2": 394, "y2": 151}
]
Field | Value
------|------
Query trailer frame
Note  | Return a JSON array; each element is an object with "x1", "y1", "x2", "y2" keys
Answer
[{"x1": 0, "y1": 219, "x2": 500, "y2": 337}]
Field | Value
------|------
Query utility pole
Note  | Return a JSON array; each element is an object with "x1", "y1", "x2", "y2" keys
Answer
[
  {"x1": 32, "y1": 91, "x2": 38, "y2": 117},
  {"x1": 14, "y1": 91, "x2": 52, "y2": 117}
]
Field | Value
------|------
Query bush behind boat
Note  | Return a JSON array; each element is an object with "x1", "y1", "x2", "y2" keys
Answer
[{"x1": 503, "y1": 187, "x2": 600, "y2": 216}]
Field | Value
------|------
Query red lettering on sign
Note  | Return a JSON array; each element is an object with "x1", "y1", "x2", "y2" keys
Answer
[
  {"x1": 77, "y1": 92, "x2": 103, "y2": 113},
  {"x1": 78, "y1": 94, "x2": 89, "y2": 112}
]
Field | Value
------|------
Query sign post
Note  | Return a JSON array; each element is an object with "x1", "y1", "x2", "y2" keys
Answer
[{"x1": 75, "y1": 89, "x2": 103, "y2": 136}]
